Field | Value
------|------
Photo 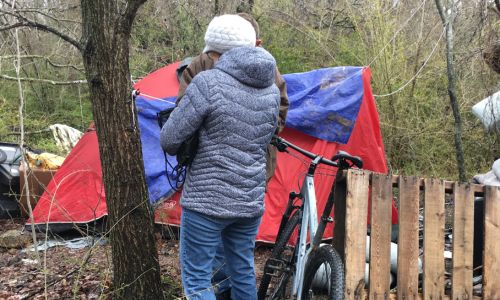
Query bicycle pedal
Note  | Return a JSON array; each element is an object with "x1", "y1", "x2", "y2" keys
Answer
[
  {"x1": 264, "y1": 258, "x2": 291, "y2": 275},
  {"x1": 266, "y1": 258, "x2": 285, "y2": 267}
]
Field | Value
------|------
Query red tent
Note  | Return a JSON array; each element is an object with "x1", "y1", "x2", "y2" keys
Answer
[
  {"x1": 155, "y1": 68, "x2": 398, "y2": 243},
  {"x1": 28, "y1": 63, "x2": 398, "y2": 242}
]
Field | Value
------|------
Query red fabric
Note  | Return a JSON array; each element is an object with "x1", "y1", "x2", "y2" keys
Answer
[
  {"x1": 134, "y1": 62, "x2": 180, "y2": 98},
  {"x1": 155, "y1": 67, "x2": 398, "y2": 243},
  {"x1": 29, "y1": 131, "x2": 108, "y2": 224}
]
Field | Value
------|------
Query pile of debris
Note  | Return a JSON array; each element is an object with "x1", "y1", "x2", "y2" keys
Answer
[{"x1": 0, "y1": 124, "x2": 82, "y2": 220}]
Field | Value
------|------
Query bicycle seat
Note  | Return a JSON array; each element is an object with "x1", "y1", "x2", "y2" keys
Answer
[{"x1": 332, "y1": 150, "x2": 363, "y2": 168}]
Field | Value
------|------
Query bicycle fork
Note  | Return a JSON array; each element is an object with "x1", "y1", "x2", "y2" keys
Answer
[{"x1": 293, "y1": 174, "x2": 318, "y2": 299}]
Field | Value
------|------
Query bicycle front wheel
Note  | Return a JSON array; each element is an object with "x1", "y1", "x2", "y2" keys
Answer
[
  {"x1": 258, "y1": 212, "x2": 300, "y2": 300},
  {"x1": 301, "y1": 244, "x2": 344, "y2": 300}
]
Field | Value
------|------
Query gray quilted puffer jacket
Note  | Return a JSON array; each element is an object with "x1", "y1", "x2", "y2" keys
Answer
[{"x1": 160, "y1": 46, "x2": 280, "y2": 218}]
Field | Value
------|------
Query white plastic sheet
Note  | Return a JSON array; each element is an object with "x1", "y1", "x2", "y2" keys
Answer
[
  {"x1": 22, "y1": 236, "x2": 107, "y2": 252},
  {"x1": 472, "y1": 91, "x2": 500, "y2": 131}
]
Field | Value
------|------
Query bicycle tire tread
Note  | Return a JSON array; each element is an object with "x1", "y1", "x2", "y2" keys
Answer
[{"x1": 302, "y1": 244, "x2": 344, "y2": 300}]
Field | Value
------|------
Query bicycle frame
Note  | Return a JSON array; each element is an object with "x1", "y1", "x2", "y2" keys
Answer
[
  {"x1": 264, "y1": 136, "x2": 362, "y2": 300},
  {"x1": 292, "y1": 156, "x2": 325, "y2": 299}
]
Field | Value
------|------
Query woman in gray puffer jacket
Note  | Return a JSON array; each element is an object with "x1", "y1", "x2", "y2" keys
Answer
[{"x1": 161, "y1": 45, "x2": 280, "y2": 300}]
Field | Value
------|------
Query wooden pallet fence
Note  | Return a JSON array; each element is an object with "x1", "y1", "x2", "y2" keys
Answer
[{"x1": 342, "y1": 169, "x2": 500, "y2": 300}]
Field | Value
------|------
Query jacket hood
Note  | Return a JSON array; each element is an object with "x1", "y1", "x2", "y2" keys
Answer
[{"x1": 215, "y1": 47, "x2": 276, "y2": 88}]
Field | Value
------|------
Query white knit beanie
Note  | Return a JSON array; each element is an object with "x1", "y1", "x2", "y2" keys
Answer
[{"x1": 203, "y1": 14, "x2": 256, "y2": 54}]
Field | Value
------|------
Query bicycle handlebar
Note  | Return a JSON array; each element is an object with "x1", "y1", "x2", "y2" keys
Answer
[
  {"x1": 271, "y1": 135, "x2": 363, "y2": 169},
  {"x1": 271, "y1": 136, "x2": 338, "y2": 167}
]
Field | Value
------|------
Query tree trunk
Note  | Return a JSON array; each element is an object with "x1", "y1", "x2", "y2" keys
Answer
[
  {"x1": 80, "y1": 1, "x2": 163, "y2": 299},
  {"x1": 237, "y1": 0, "x2": 255, "y2": 13},
  {"x1": 214, "y1": 0, "x2": 220, "y2": 15},
  {"x1": 435, "y1": 0, "x2": 466, "y2": 182},
  {"x1": 483, "y1": 41, "x2": 500, "y2": 74}
]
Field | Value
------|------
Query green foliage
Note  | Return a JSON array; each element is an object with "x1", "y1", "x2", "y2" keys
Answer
[
  {"x1": 130, "y1": 1, "x2": 207, "y2": 75},
  {"x1": 0, "y1": 75, "x2": 92, "y2": 154},
  {"x1": 262, "y1": 21, "x2": 316, "y2": 74},
  {"x1": 0, "y1": 0, "x2": 498, "y2": 181},
  {"x1": 332, "y1": 34, "x2": 366, "y2": 67},
  {"x1": 0, "y1": 87, "x2": 19, "y2": 144},
  {"x1": 131, "y1": 12, "x2": 173, "y2": 73}
]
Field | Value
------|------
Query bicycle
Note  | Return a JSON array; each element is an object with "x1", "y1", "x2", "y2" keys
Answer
[{"x1": 258, "y1": 135, "x2": 363, "y2": 300}]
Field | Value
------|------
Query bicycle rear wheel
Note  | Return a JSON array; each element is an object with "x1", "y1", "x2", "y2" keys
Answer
[
  {"x1": 258, "y1": 212, "x2": 300, "y2": 300},
  {"x1": 301, "y1": 244, "x2": 344, "y2": 300}
]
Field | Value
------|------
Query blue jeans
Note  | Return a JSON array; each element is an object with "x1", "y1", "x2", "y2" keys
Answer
[
  {"x1": 212, "y1": 243, "x2": 230, "y2": 294},
  {"x1": 180, "y1": 208, "x2": 261, "y2": 300}
]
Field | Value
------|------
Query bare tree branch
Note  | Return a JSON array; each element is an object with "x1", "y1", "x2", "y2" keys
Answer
[
  {"x1": 45, "y1": 59, "x2": 84, "y2": 72},
  {"x1": 0, "y1": 54, "x2": 84, "y2": 72},
  {"x1": 21, "y1": 20, "x2": 82, "y2": 50},
  {"x1": 120, "y1": 0, "x2": 147, "y2": 33},
  {"x1": 10, "y1": 8, "x2": 64, "y2": 22},
  {"x1": 12, "y1": 9, "x2": 41, "y2": 259},
  {"x1": 0, "y1": 21, "x2": 22, "y2": 31},
  {"x1": 0, "y1": 74, "x2": 86, "y2": 85},
  {"x1": 0, "y1": 7, "x2": 82, "y2": 51},
  {"x1": 435, "y1": 0, "x2": 447, "y2": 23},
  {"x1": 6, "y1": 8, "x2": 82, "y2": 30},
  {"x1": 0, "y1": 0, "x2": 14, "y2": 8},
  {"x1": 269, "y1": 9, "x2": 338, "y2": 62},
  {"x1": 434, "y1": 0, "x2": 466, "y2": 182}
]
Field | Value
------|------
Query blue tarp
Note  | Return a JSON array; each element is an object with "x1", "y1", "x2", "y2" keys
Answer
[
  {"x1": 136, "y1": 96, "x2": 177, "y2": 203},
  {"x1": 283, "y1": 66, "x2": 364, "y2": 143},
  {"x1": 136, "y1": 66, "x2": 365, "y2": 203}
]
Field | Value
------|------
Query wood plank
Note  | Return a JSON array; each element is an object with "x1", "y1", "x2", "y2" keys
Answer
[
  {"x1": 362, "y1": 291, "x2": 482, "y2": 299},
  {"x1": 333, "y1": 171, "x2": 347, "y2": 261},
  {"x1": 451, "y1": 183, "x2": 474, "y2": 300},
  {"x1": 368, "y1": 173, "x2": 393, "y2": 300},
  {"x1": 344, "y1": 169, "x2": 370, "y2": 300},
  {"x1": 423, "y1": 178, "x2": 445, "y2": 299},
  {"x1": 390, "y1": 175, "x2": 485, "y2": 196},
  {"x1": 482, "y1": 185, "x2": 500, "y2": 299},
  {"x1": 396, "y1": 176, "x2": 420, "y2": 300}
]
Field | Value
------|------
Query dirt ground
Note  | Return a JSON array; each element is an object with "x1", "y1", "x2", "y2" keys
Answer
[
  {"x1": 1, "y1": 212, "x2": 482, "y2": 299},
  {"x1": 0, "y1": 218, "x2": 273, "y2": 300}
]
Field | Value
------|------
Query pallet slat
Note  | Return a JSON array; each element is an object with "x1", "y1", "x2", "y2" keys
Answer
[
  {"x1": 362, "y1": 291, "x2": 482, "y2": 299},
  {"x1": 343, "y1": 172, "x2": 499, "y2": 299},
  {"x1": 397, "y1": 176, "x2": 420, "y2": 300},
  {"x1": 423, "y1": 179, "x2": 445, "y2": 299},
  {"x1": 369, "y1": 174, "x2": 393, "y2": 300},
  {"x1": 390, "y1": 175, "x2": 485, "y2": 196},
  {"x1": 451, "y1": 183, "x2": 474, "y2": 300},
  {"x1": 344, "y1": 170, "x2": 370, "y2": 300},
  {"x1": 482, "y1": 186, "x2": 500, "y2": 299}
]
